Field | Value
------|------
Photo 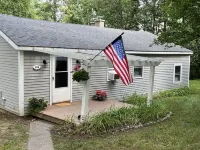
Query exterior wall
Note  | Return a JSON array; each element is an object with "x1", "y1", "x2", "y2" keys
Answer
[
  {"x1": 0, "y1": 36, "x2": 19, "y2": 114},
  {"x1": 24, "y1": 51, "x2": 50, "y2": 112},
  {"x1": 153, "y1": 55, "x2": 190, "y2": 91},
  {"x1": 72, "y1": 55, "x2": 190, "y2": 101}
]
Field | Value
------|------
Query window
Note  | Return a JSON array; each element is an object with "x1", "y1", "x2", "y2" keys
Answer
[
  {"x1": 174, "y1": 63, "x2": 182, "y2": 83},
  {"x1": 133, "y1": 66, "x2": 143, "y2": 78}
]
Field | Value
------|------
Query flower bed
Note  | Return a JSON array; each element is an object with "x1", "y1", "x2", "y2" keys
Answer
[
  {"x1": 52, "y1": 101, "x2": 169, "y2": 137},
  {"x1": 92, "y1": 90, "x2": 107, "y2": 101}
]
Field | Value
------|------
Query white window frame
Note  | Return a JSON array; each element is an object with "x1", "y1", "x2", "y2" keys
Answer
[
  {"x1": 173, "y1": 63, "x2": 182, "y2": 84},
  {"x1": 133, "y1": 66, "x2": 144, "y2": 79}
]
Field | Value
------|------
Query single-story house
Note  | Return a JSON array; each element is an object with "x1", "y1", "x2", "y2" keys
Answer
[{"x1": 0, "y1": 14, "x2": 192, "y2": 116}]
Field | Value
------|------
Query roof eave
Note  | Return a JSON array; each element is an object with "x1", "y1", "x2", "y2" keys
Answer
[
  {"x1": 0, "y1": 29, "x2": 19, "y2": 49},
  {"x1": 126, "y1": 51, "x2": 193, "y2": 55},
  {"x1": 18, "y1": 46, "x2": 193, "y2": 55},
  {"x1": 0, "y1": 30, "x2": 193, "y2": 55}
]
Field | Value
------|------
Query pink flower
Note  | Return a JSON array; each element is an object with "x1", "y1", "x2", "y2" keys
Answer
[{"x1": 74, "y1": 64, "x2": 81, "y2": 71}]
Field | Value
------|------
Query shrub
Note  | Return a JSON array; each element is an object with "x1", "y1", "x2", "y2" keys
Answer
[
  {"x1": 125, "y1": 93, "x2": 147, "y2": 106},
  {"x1": 125, "y1": 86, "x2": 196, "y2": 106},
  {"x1": 28, "y1": 97, "x2": 47, "y2": 115},
  {"x1": 154, "y1": 86, "x2": 196, "y2": 99},
  {"x1": 134, "y1": 102, "x2": 167, "y2": 123},
  {"x1": 72, "y1": 69, "x2": 89, "y2": 82}
]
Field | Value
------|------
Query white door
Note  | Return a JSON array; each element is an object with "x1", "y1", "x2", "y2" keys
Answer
[{"x1": 52, "y1": 56, "x2": 71, "y2": 103}]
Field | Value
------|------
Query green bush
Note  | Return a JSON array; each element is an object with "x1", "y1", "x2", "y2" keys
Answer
[
  {"x1": 134, "y1": 102, "x2": 167, "y2": 123},
  {"x1": 126, "y1": 86, "x2": 196, "y2": 106},
  {"x1": 72, "y1": 69, "x2": 89, "y2": 82},
  {"x1": 125, "y1": 93, "x2": 147, "y2": 106},
  {"x1": 28, "y1": 97, "x2": 47, "y2": 115},
  {"x1": 154, "y1": 86, "x2": 196, "y2": 99}
]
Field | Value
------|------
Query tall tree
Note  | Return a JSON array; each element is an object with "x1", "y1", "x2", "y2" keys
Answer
[
  {"x1": 157, "y1": 0, "x2": 200, "y2": 79},
  {"x1": 60, "y1": 0, "x2": 95, "y2": 24},
  {"x1": 158, "y1": 0, "x2": 200, "y2": 46},
  {"x1": 139, "y1": 0, "x2": 167, "y2": 34},
  {"x1": 34, "y1": 0, "x2": 64, "y2": 21},
  {"x1": 60, "y1": 0, "x2": 140, "y2": 29},
  {"x1": 95, "y1": 0, "x2": 140, "y2": 30},
  {"x1": 0, "y1": 0, "x2": 35, "y2": 18}
]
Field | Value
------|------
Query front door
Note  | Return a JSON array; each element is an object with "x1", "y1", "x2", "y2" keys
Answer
[{"x1": 52, "y1": 56, "x2": 71, "y2": 103}]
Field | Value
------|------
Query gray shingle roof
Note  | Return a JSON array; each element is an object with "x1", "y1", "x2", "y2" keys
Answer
[{"x1": 0, "y1": 14, "x2": 191, "y2": 52}]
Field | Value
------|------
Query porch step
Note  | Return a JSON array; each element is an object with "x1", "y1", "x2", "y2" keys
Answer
[{"x1": 32, "y1": 112, "x2": 66, "y2": 125}]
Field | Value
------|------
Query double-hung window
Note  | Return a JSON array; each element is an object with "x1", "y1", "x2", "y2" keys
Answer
[{"x1": 173, "y1": 63, "x2": 182, "y2": 83}]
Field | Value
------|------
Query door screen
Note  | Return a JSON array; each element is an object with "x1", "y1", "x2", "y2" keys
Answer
[{"x1": 55, "y1": 57, "x2": 68, "y2": 88}]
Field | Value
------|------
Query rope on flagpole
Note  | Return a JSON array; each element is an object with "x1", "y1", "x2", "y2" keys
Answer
[{"x1": 89, "y1": 32, "x2": 124, "y2": 64}]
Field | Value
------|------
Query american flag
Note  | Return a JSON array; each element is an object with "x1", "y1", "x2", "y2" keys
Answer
[{"x1": 104, "y1": 35, "x2": 133, "y2": 85}]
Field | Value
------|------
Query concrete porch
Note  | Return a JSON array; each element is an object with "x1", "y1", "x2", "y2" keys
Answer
[{"x1": 38, "y1": 100, "x2": 130, "y2": 123}]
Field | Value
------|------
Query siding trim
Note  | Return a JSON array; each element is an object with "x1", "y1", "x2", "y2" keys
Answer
[
  {"x1": 18, "y1": 50, "x2": 24, "y2": 116},
  {"x1": 188, "y1": 55, "x2": 190, "y2": 87},
  {"x1": 69, "y1": 58, "x2": 73, "y2": 102},
  {"x1": 50, "y1": 55, "x2": 53, "y2": 105},
  {"x1": 0, "y1": 30, "x2": 19, "y2": 50}
]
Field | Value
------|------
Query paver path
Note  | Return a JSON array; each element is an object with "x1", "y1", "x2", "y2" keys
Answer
[{"x1": 28, "y1": 120, "x2": 54, "y2": 150}]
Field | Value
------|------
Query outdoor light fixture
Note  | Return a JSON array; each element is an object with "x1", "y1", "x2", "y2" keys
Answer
[
  {"x1": 43, "y1": 60, "x2": 47, "y2": 65},
  {"x1": 76, "y1": 60, "x2": 80, "y2": 64},
  {"x1": 43, "y1": 60, "x2": 48, "y2": 68}
]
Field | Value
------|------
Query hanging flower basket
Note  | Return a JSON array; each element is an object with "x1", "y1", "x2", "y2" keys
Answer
[{"x1": 72, "y1": 69, "x2": 89, "y2": 82}]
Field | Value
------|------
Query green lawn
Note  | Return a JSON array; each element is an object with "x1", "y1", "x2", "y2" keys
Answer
[
  {"x1": 0, "y1": 110, "x2": 30, "y2": 150},
  {"x1": 190, "y1": 79, "x2": 200, "y2": 90},
  {"x1": 52, "y1": 80, "x2": 200, "y2": 150}
]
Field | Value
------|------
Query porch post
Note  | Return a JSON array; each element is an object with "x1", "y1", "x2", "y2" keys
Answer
[
  {"x1": 147, "y1": 66, "x2": 155, "y2": 106},
  {"x1": 80, "y1": 65, "x2": 91, "y2": 122}
]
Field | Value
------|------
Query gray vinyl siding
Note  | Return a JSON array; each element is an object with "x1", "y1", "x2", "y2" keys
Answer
[
  {"x1": 24, "y1": 51, "x2": 50, "y2": 112},
  {"x1": 153, "y1": 55, "x2": 189, "y2": 91},
  {"x1": 0, "y1": 36, "x2": 19, "y2": 114},
  {"x1": 72, "y1": 55, "x2": 190, "y2": 101}
]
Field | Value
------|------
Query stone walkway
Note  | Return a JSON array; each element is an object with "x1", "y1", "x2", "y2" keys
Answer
[{"x1": 28, "y1": 120, "x2": 54, "y2": 150}]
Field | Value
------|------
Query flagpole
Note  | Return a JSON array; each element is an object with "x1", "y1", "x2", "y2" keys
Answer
[{"x1": 89, "y1": 32, "x2": 124, "y2": 63}]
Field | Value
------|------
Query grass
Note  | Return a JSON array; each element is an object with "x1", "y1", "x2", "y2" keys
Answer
[
  {"x1": 190, "y1": 79, "x2": 200, "y2": 90},
  {"x1": 0, "y1": 110, "x2": 30, "y2": 150},
  {"x1": 52, "y1": 80, "x2": 200, "y2": 150}
]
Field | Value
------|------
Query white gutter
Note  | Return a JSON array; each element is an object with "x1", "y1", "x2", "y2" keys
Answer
[{"x1": 126, "y1": 51, "x2": 193, "y2": 55}]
